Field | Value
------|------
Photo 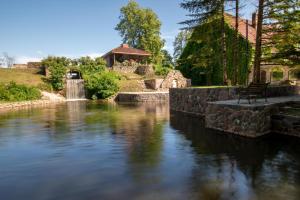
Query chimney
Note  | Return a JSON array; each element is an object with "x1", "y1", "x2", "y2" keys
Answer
[
  {"x1": 121, "y1": 44, "x2": 129, "y2": 48},
  {"x1": 252, "y1": 12, "x2": 257, "y2": 29}
]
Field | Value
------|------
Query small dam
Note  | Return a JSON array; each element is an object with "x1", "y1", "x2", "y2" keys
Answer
[{"x1": 66, "y1": 79, "x2": 86, "y2": 100}]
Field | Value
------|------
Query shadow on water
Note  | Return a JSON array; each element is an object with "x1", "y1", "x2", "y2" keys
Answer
[{"x1": 170, "y1": 111, "x2": 300, "y2": 200}]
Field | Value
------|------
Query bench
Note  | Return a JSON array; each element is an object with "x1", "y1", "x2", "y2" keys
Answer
[{"x1": 237, "y1": 82, "x2": 269, "y2": 104}]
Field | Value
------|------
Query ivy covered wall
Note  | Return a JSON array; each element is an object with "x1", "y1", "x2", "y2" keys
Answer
[{"x1": 177, "y1": 19, "x2": 253, "y2": 86}]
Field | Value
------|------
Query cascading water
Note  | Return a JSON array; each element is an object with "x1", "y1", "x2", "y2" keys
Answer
[{"x1": 66, "y1": 79, "x2": 86, "y2": 100}]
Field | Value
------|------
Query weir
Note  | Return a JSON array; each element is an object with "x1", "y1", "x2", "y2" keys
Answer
[{"x1": 66, "y1": 79, "x2": 86, "y2": 100}]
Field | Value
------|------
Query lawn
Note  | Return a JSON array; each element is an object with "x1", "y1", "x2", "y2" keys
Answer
[{"x1": 0, "y1": 68, "x2": 45, "y2": 86}]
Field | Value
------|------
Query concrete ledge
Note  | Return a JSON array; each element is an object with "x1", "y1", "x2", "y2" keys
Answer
[{"x1": 115, "y1": 92, "x2": 169, "y2": 102}]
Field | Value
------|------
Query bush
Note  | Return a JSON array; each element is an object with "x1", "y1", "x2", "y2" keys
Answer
[
  {"x1": 154, "y1": 64, "x2": 171, "y2": 76},
  {"x1": 78, "y1": 57, "x2": 106, "y2": 75},
  {"x1": 37, "y1": 83, "x2": 53, "y2": 92},
  {"x1": 0, "y1": 82, "x2": 41, "y2": 102},
  {"x1": 42, "y1": 57, "x2": 69, "y2": 91},
  {"x1": 84, "y1": 72, "x2": 120, "y2": 99}
]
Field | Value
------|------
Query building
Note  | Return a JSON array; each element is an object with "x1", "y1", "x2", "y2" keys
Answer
[
  {"x1": 102, "y1": 44, "x2": 151, "y2": 68},
  {"x1": 225, "y1": 13, "x2": 298, "y2": 85}
]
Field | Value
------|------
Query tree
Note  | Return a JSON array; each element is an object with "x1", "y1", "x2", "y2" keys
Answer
[
  {"x1": 115, "y1": 0, "x2": 165, "y2": 64},
  {"x1": 253, "y1": 0, "x2": 265, "y2": 83},
  {"x1": 232, "y1": 0, "x2": 239, "y2": 85},
  {"x1": 180, "y1": 0, "x2": 229, "y2": 84},
  {"x1": 161, "y1": 49, "x2": 174, "y2": 67},
  {"x1": 42, "y1": 56, "x2": 70, "y2": 90},
  {"x1": 173, "y1": 30, "x2": 191, "y2": 63},
  {"x1": 263, "y1": 0, "x2": 300, "y2": 67},
  {"x1": 2, "y1": 52, "x2": 15, "y2": 68}
]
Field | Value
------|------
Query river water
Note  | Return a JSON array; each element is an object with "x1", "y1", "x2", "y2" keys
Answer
[{"x1": 0, "y1": 101, "x2": 299, "y2": 200}]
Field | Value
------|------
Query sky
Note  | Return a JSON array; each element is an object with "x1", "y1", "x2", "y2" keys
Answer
[{"x1": 0, "y1": 0, "x2": 257, "y2": 64}]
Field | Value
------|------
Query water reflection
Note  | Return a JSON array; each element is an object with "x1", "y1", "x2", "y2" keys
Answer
[
  {"x1": 170, "y1": 111, "x2": 300, "y2": 200},
  {"x1": 0, "y1": 102, "x2": 299, "y2": 200}
]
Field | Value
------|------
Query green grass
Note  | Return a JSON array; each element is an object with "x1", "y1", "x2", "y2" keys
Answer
[{"x1": 0, "y1": 68, "x2": 44, "y2": 87}]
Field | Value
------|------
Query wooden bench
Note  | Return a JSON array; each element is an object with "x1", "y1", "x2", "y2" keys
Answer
[{"x1": 237, "y1": 82, "x2": 269, "y2": 104}]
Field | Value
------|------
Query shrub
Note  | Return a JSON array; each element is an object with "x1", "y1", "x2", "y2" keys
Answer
[
  {"x1": 84, "y1": 72, "x2": 120, "y2": 99},
  {"x1": 0, "y1": 82, "x2": 41, "y2": 102},
  {"x1": 37, "y1": 83, "x2": 53, "y2": 92},
  {"x1": 42, "y1": 57, "x2": 69, "y2": 91},
  {"x1": 78, "y1": 57, "x2": 106, "y2": 75},
  {"x1": 154, "y1": 64, "x2": 171, "y2": 76}
]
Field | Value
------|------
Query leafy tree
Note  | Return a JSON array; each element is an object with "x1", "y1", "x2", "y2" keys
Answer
[
  {"x1": 173, "y1": 30, "x2": 192, "y2": 63},
  {"x1": 84, "y1": 72, "x2": 120, "y2": 99},
  {"x1": 42, "y1": 56, "x2": 70, "y2": 90},
  {"x1": 161, "y1": 49, "x2": 174, "y2": 67},
  {"x1": 76, "y1": 56, "x2": 106, "y2": 75},
  {"x1": 177, "y1": 19, "x2": 252, "y2": 85},
  {"x1": 263, "y1": 0, "x2": 300, "y2": 67},
  {"x1": 180, "y1": 0, "x2": 229, "y2": 84},
  {"x1": 115, "y1": 0, "x2": 165, "y2": 64}
]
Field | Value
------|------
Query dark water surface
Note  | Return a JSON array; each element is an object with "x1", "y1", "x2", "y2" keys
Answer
[{"x1": 0, "y1": 102, "x2": 299, "y2": 200}]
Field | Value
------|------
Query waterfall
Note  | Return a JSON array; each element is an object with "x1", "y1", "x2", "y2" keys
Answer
[{"x1": 66, "y1": 79, "x2": 86, "y2": 100}]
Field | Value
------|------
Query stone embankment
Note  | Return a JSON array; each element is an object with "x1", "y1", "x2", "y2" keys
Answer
[
  {"x1": 0, "y1": 91, "x2": 66, "y2": 113},
  {"x1": 115, "y1": 92, "x2": 169, "y2": 102}
]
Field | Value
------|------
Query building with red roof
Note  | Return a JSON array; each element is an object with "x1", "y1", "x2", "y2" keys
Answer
[{"x1": 102, "y1": 44, "x2": 151, "y2": 67}]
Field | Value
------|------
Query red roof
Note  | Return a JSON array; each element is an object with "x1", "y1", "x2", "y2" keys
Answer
[
  {"x1": 103, "y1": 44, "x2": 151, "y2": 58},
  {"x1": 225, "y1": 13, "x2": 257, "y2": 44}
]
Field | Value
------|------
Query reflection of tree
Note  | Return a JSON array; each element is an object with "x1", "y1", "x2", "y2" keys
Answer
[
  {"x1": 170, "y1": 111, "x2": 300, "y2": 200},
  {"x1": 84, "y1": 102, "x2": 169, "y2": 182}
]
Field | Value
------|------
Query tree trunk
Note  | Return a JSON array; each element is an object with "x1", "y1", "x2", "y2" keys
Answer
[
  {"x1": 233, "y1": 0, "x2": 239, "y2": 85},
  {"x1": 221, "y1": 0, "x2": 228, "y2": 85},
  {"x1": 253, "y1": 0, "x2": 264, "y2": 83}
]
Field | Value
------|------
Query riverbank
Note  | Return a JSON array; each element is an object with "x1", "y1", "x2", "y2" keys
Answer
[{"x1": 0, "y1": 91, "x2": 66, "y2": 113}]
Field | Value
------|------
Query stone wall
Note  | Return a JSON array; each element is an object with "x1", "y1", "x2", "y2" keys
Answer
[
  {"x1": 112, "y1": 65, "x2": 154, "y2": 76},
  {"x1": 113, "y1": 65, "x2": 138, "y2": 74},
  {"x1": 115, "y1": 92, "x2": 169, "y2": 102},
  {"x1": 144, "y1": 79, "x2": 164, "y2": 90},
  {"x1": 205, "y1": 103, "x2": 276, "y2": 137},
  {"x1": 161, "y1": 70, "x2": 191, "y2": 89},
  {"x1": 136, "y1": 65, "x2": 154, "y2": 76},
  {"x1": 170, "y1": 86, "x2": 300, "y2": 116}
]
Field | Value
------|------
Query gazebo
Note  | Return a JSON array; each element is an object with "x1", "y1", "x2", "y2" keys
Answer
[{"x1": 102, "y1": 44, "x2": 151, "y2": 67}]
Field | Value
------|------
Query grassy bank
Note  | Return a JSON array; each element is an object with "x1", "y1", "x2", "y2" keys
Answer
[{"x1": 0, "y1": 68, "x2": 44, "y2": 86}]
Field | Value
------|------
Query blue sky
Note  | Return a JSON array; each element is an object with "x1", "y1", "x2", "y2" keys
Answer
[{"x1": 0, "y1": 0, "x2": 256, "y2": 64}]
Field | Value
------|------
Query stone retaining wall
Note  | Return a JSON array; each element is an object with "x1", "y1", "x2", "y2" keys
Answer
[
  {"x1": 205, "y1": 103, "x2": 276, "y2": 137},
  {"x1": 115, "y1": 92, "x2": 169, "y2": 102},
  {"x1": 0, "y1": 99, "x2": 65, "y2": 113},
  {"x1": 170, "y1": 86, "x2": 300, "y2": 116}
]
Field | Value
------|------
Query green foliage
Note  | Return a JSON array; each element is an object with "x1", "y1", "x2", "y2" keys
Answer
[
  {"x1": 271, "y1": 67, "x2": 284, "y2": 80},
  {"x1": 115, "y1": 0, "x2": 165, "y2": 64},
  {"x1": 177, "y1": 19, "x2": 252, "y2": 85},
  {"x1": 173, "y1": 30, "x2": 192, "y2": 63},
  {"x1": 263, "y1": 0, "x2": 300, "y2": 66},
  {"x1": 154, "y1": 64, "x2": 171, "y2": 76},
  {"x1": 84, "y1": 72, "x2": 120, "y2": 99},
  {"x1": 76, "y1": 57, "x2": 106, "y2": 75},
  {"x1": 37, "y1": 83, "x2": 53, "y2": 92},
  {"x1": 0, "y1": 82, "x2": 41, "y2": 102},
  {"x1": 42, "y1": 56, "x2": 69, "y2": 90},
  {"x1": 161, "y1": 49, "x2": 174, "y2": 67}
]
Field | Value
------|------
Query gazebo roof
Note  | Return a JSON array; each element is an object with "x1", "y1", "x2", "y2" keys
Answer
[{"x1": 103, "y1": 44, "x2": 151, "y2": 58}]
